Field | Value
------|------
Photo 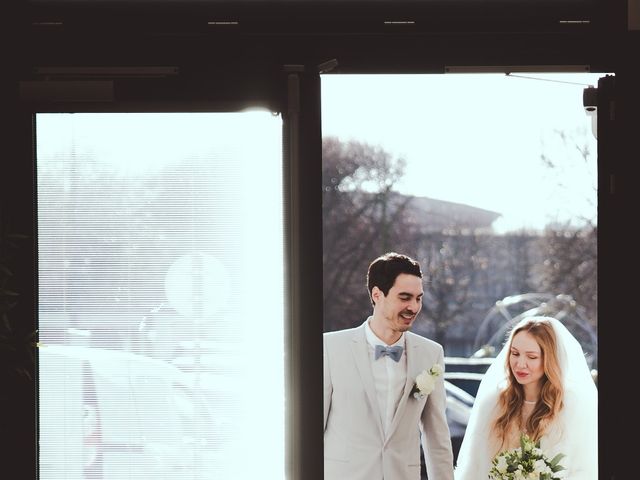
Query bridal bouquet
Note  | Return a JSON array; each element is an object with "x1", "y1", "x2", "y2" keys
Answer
[{"x1": 488, "y1": 433, "x2": 565, "y2": 480}]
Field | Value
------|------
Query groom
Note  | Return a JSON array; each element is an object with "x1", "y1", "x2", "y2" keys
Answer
[{"x1": 323, "y1": 252, "x2": 454, "y2": 480}]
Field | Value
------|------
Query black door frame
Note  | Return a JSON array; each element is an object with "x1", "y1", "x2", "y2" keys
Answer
[{"x1": 3, "y1": 1, "x2": 637, "y2": 478}]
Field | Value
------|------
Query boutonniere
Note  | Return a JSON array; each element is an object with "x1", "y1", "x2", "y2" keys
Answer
[{"x1": 411, "y1": 363, "x2": 444, "y2": 399}]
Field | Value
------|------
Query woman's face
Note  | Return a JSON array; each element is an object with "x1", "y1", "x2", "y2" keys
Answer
[{"x1": 509, "y1": 331, "x2": 545, "y2": 387}]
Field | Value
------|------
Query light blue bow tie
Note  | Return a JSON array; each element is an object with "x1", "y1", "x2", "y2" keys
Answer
[{"x1": 374, "y1": 344, "x2": 403, "y2": 362}]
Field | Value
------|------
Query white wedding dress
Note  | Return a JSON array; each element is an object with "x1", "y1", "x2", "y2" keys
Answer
[{"x1": 454, "y1": 317, "x2": 598, "y2": 480}]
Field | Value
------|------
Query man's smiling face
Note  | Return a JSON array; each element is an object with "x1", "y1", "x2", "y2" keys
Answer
[{"x1": 372, "y1": 273, "x2": 424, "y2": 334}]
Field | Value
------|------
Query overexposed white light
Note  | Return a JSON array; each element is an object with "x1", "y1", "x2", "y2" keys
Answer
[
  {"x1": 165, "y1": 253, "x2": 232, "y2": 319},
  {"x1": 238, "y1": 112, "x2": 286, "y2": 480},
  {"x1": 321, "y1": 73, "x2": 604, "y2": 233},
  {"x1": 37, "y1": 111, "x2": 286, "y2": 480}
]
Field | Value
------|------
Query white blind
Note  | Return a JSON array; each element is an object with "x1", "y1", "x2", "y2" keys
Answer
[{"x1": 37, "y1": 112, "x2": 285, "y2": 480}]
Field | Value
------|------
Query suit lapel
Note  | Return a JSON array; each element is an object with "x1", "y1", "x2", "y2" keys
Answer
[
  {"x1": 350, "y1": 324, "x2": 385, "y2": 439},
  {"x1": 386, "y1": 333, "x2": 421, "y2": 441}
]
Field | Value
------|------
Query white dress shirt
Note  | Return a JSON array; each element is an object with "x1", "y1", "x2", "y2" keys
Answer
[{"x1": 364, "y1": 318, "x2": 407, "y2": 435}]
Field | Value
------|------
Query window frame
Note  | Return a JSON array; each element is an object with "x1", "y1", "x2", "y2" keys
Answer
[{"x1": 2, "y1": 1, "x2": 635, "y2": 478}]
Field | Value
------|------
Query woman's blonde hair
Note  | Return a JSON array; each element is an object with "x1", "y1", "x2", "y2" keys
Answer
[{"x1": 492, "y1": 317, "x2": 564, "y2": 446}]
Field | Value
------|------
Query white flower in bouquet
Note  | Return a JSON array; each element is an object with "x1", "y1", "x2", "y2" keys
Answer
[{"x1": 488, "y1": 433, "x2": 565, "y2": 480}]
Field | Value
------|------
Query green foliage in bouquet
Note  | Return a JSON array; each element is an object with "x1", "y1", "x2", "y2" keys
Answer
[{"x1": 488, "y1": 432, "x2": 565, "y2": 480}]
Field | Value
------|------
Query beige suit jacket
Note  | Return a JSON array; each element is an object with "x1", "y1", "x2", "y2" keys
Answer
[{"x1": 323, "y1": 321, "x2": 454, "y2": 480}]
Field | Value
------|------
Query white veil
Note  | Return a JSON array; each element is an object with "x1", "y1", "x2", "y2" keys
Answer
[{"x1": 454, "y1": 316, "x2": 598, "y2": 480}]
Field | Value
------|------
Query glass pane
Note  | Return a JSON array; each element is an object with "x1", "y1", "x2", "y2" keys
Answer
[
  {"x1": 37, "y1": 112, "x2": 285, "y2": 479},
  {"x1": 321, "y1": 72, "x2": 601, "y2": 473}
]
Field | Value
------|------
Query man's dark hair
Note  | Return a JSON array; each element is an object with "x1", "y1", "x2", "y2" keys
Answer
[{"x1": 367, "y1": 252, "x2": 422, "y2": 306}]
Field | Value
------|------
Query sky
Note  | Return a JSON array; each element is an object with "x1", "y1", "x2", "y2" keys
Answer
[{"x1": 321, "y1": 72, "x2": 605, "y2": 233}]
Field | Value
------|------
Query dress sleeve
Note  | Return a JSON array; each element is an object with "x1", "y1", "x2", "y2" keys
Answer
[
  {"x1": 551, "y1": 319, "x2": 599, "y2": 480},
  {"x1": 544, "y1": 388, "x2": 597, "y2": 480}
]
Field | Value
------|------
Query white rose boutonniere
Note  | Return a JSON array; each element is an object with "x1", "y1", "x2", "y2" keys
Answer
[{"x1": 411, "y1": 363, "x2": 443, "y2": 400}]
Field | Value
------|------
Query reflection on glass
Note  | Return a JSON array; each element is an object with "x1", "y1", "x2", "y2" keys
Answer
[{"x1": 37, "y1": 112, "x2": 285, "y2": 479}]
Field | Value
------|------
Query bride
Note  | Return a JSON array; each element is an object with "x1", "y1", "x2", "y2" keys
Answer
[{"x1": 454, "y1": 316, "x2": 597, "y2": 479}]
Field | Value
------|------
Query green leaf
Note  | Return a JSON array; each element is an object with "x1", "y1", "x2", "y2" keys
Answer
[{"x1": 549, "y1": 453, "x2": 566, "y2": 468}]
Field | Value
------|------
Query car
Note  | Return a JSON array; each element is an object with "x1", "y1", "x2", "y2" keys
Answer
[
  {"x1": 38, "y1": 344, "x2": 220, "y2": 480},
  {"x1": 444, "y1": 379, "x2": 474, "y2": 436},
  {"x1": 443, "y1": 359, "x2": 491, "y2": 463},
  {"x1": 445, "y1": 371, "x2": 485, "y2": 398}
]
